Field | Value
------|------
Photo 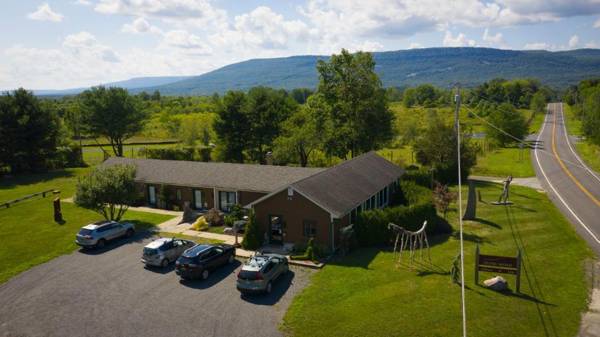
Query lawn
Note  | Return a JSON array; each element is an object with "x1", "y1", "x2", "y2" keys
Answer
[
  {"x1": 471, "y1": 145, "x2": 534, "y2": 177},
  {"x1": 563, "y1": 104, "x2": 600, "y2": 173},
  {"x1": 0, "y1": 168, "x2": 175, "y2": 284},
  {"x1": 283, "y1": 183, "x2": 591, "y2": 337},
  {"x1": 82, "y1": 143, "x2": 179, "y2": 166}
]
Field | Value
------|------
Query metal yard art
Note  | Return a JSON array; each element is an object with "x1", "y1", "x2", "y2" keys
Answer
[{"x1": 388, "y1": 220, "x2": 431, "y2": 266}]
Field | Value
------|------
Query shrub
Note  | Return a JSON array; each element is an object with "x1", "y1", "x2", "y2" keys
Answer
[
  {"x1": 204, "y1": 208, "x2": 223, "y2": 226},
  {"x1": 198, "y1": 147, "x2": 212, "y2": 162},
  {"x1": 402, "y1": 168, "x2": 432, "y2": 187},
  {"x1": 142, "y1": 147, "x2": 195, "y2": 161},
  {"x1": 54, "y1": 145, "x2": 85, "y2": 168},
  {"x1": 290, "y1": 238, "x2": 318, "y2": 261},
  {"x1": 242, "y1": 210, "x2": 262, "y2": 250},
  {"x1": 192, "y1": 216, "x2": 209, "y2": 231},
  {"x1": 224, "y1": 214, "x2": 235, "y2": 227}
]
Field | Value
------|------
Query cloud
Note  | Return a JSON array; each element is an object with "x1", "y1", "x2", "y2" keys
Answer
[
  {"x1": 595, "y1": 17, "x2": 600, "y2": 28},
  {"x1": 523, "y1": 42, "x2": 553, "y2": 50},
  {"x1": 162, "y1": 30, "x2": 211, "y2": 53},
  {"x1": 585, "y1": 41, "x2": 600, "y2": 48},
  {"x1": 122, "y1": 17, "x2": 162, "y2": 34},
  {"x1": 73, "y1": 0, "x2": 91, "y2": 5},
  {"x1": 443, "y1": 31, "x2": 476, "y2": 47},
  {"x1": 27, "y1": 3, "x2": 64, "y2": 22},
  {"x1": 568, "y1": 34, "x2": 579, "y2": 48},
  {"x1": 482, "y1": 28, "x2": 507, "y2": 48},
  {"x1": 408, "y1": 42, "x2": 424, "y2": 49}
]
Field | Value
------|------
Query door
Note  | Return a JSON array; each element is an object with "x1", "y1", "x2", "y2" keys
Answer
[
  {"x1": 193, "y1": 189, "x2": 203, "y2": 209},
  {"x1": 148, "y1": 186, "x2": 156, "y2": 206},
  {"x1": 269, "y1": 215, "x2": 284, "y2": 245}
]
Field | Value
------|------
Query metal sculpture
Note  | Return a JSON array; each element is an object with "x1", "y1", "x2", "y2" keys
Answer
[
  {"x1": 492, "y1": 175, "x2": 513, "y2": 205},
  {"x1": 388, "y1": 221, "x2": 431, "y2": 266}
]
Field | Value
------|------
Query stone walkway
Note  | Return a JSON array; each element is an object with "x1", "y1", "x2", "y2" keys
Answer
[{"x1": 469, "y1": 175, "x2": 543, "y2": 191}]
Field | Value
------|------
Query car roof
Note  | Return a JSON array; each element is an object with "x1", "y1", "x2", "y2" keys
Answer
[
  {"x1": 82, "y1": 220, "x2": 114, "y2": 230},
  {"x1": 241, "y1": 255, "x2": 275, "y2": 271},
  {"x1": 182, "y1": 244, "x2": 211, "y2": 257},
  {"x1": 144, "y1": 238, "x2": 172, "y2": 249}
]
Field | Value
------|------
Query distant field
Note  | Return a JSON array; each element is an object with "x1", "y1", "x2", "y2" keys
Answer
[
  {"x1": 563, "y1": 104, "x2": 600, "y2": 173},
  {"x1": 82, "y1": 143, "x2": 179, "y2": 166}
]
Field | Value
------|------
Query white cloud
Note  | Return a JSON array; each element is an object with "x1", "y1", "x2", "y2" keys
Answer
[
  {"x1": 162, "y1": 30, "x2": 211, "y2": 53},
  {"x1": 443, "y1": 31, "x2": 476, "y2": 47},
  {"x1": 408, "y1": 42, "x2": 424, "y2": 49},
  {"x1": 585, "y1": 41, "x2": 600, "y2": 48},
  {"x1": 568, "y1": 34, "x2": 580, "y2": 48},
  {"x1": 73, "y1": 0, "x2": 91, "y2": 5},
  {"x1": 523, "y1": 42, "x2": 553, "y2": 50},
  {"x1": 595, "y1": 17, "x2": 600, "y2": 28},
  {"x1": 482, "y1": 28, "x2": 507, "y2": 48},
  {"x1": 122, "y1": 17, "x2": 162, "y2": 34},
  {"x1": 27, "y1": 3, "x2": 64, "y2": 22}
]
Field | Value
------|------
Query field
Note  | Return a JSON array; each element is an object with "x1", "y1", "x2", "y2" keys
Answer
[
  {"x1": 0, "y1": 169, "x2": 175, "y2": 284},
  {"x1": 283, "y1": 183, "x2": 591, "y2": 337},
  {"x1": 563, "y1": 104, "x2": 600, "y2": 173}
]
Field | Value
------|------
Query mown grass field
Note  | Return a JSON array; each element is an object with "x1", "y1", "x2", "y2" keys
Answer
[
  {"x1": 563, "y1": 104, "x2": 600, "y2": 173},
  {"x1": 0, "y1": 169, "x2": 175, "y2": 284},
  {"x1": 283, "y1": 183, "x2": 591, "y2": 337}
]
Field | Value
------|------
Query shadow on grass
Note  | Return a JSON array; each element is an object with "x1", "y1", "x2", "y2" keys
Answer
[
  {"x1": 0, "y1": 169, "x2": 76, "y2": 190},
  {"x1": 179, "y1": 260, "x2": 241, "y2": 290},
  {"x1": 471, "y1": 217, "x2": 502, "y2": 229},
  {"x1": 240, "y1": 270, "x2": 296, "y2": 306},
  {"x1": 451, "y1": 231, "x2": 492, "y2": 245}
]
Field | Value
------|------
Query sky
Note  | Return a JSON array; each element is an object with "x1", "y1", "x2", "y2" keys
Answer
[{"x1": 1, "y1": 0, "x2": 600, "y2": 90}]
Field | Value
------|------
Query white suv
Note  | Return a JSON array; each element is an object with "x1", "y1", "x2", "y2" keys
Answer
[{"x1": 75, "y1": 220, "x2": 135, "y2": 248}]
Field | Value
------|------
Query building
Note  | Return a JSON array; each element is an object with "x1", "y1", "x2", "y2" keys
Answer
[{"x1": 103, "y1": 151, "x2": 404, "y2": 251}]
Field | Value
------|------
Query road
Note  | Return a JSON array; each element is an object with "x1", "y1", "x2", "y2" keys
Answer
[
  {"x1": 0, "y1": 234, "x2": 313, "y2": 337},
  {"x1": 532, "y1": 102, "x2": 600, "y2": 255}
]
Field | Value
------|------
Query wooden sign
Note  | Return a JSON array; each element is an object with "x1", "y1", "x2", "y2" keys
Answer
[{"x1": 475, "y1": 245, "x2": 522, "y2": 292}]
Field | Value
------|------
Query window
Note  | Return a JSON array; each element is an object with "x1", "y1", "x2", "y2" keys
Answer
[
  {"x1": 219, "y1": 191, "x2": 236, "y2": 212},
  {"x1": 176, "y1": 189, "x2": 182, "y2": 201},
  {"x1": 303, "y1": 220, "x2": 317, "y2": 237}
]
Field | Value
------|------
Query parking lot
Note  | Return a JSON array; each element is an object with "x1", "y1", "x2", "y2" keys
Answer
[{"x1": 0, "y1": 233, "x2": 313, "y2": 337}]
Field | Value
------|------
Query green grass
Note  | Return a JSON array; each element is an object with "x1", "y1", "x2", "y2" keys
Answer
[
  {"x1": 82, "y1": 143, "x2": 178, "y2": 166},
  {"x1": 155, "y1": 231, "x2": 224, "y2": 244},
  {"x1": 283, "y1": 183, "x2": 591, "y2": 337},
  {"x1": 563, "y1": 105, "x2": 600, "y2": 173},
  {"x1": 0, "y1": 197, "x2": 174, "y2": 284},
  {"x1": 472, "y1": 146, "x2": 534, "y2": 177},
  {"x1": 0, "y1": 167, "x2": 91, "y2": 202}
]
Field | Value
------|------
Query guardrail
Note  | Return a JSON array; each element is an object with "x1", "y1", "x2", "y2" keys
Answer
[{"x1": 0, "y1": 189, "x2": 60, "y2": 209}]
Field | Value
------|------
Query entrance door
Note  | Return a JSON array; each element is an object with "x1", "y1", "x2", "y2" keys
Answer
[
  {"x1": 193, "y1": 189, "x2": 203, "y2": 209},
  {"x1": 148, "y1": 186, "x2": 156, "y2": 206},
  {"x1": 269, "y1": 215, "x2": 284, "y2": 245}
]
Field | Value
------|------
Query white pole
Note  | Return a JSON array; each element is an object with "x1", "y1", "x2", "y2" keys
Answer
[{"x1": 455, "y1": 84, "x2": 467, "y2": 337}]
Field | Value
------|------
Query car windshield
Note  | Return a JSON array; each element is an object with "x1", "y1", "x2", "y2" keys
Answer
[
  {"x1": 143, "y1": 247, "x2": 158, "y2": 256},
  {"x1": 178, "y1": 256, "x2": 196, "y2": 264},
  {"x1": 78, "y1": 228, "x2": 93, "y2": 235},
  {"x1": 238, "y1": 270, "x2": 260, "y2": 280}
]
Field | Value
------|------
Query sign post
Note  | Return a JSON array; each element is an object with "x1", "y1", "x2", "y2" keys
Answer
[{"x1": 475, "y1": 245, "x2": 522, "y2": 292}]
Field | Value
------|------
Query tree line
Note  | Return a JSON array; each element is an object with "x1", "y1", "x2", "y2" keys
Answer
[{"x1": 565, "y1": 79, "x2": 600, "y2": 146}]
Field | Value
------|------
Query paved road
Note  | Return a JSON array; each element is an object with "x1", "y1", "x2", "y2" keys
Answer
[
  {"x1": 532, "y1": 103, "x2": 600, "y2": 255},
  {"x1": 0, "y1": 233, "x2": 313, "y2": 337}
]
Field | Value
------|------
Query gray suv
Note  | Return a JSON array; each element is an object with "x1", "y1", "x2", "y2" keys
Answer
[
  {"x1": 75, "y1": 220, "x2": 135, "y2": 248},
  {"x1": 236, "y1": 254, "x2": 288, "y2": 294},
  {"x1": 142, "y1": 238, "x2": 195, "y2": 268}
]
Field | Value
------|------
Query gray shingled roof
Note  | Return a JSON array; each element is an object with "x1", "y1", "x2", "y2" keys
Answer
[
  {"x1": 289, "y1": 152, "x2": 404, "y2": 218},
  {"x1": 102, "y1": 157, "x2": 325, "y2": 193}
]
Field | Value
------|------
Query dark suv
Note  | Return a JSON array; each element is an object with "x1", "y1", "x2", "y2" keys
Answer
[{"x1": 175, "y1": 244, "x2": 236, "y2": 280}]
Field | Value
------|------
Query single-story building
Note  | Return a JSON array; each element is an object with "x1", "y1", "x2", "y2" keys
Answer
[{"x1": 103, "y1": 151, "x2": 404, "y2": 251}]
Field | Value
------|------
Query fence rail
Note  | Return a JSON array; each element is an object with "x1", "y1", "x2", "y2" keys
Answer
[{"x1": 0, "y1": 189, "x2": 60, "y2": 209}]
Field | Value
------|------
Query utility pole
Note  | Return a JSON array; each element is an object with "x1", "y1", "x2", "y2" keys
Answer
[{"x1": 454, "y1": 84, "x2": 467, "y2": 337}]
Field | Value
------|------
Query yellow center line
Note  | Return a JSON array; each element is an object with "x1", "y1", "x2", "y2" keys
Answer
[{"x1": 551, "y1": 104, "x2": 600, "y2": 207}]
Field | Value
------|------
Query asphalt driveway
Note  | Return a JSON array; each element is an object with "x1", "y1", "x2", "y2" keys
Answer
[{"x1": 0, "y1": 233, "x2": 313, "y2": 337}]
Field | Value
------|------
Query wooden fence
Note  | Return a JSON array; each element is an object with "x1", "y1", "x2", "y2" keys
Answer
[{"x1": 0, "y1": 189, "x2": 60, "y2": 209}]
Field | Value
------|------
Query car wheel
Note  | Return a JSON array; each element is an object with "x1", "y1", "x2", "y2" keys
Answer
[
  {"x1": 265, "y1": 281, "x2": 272, "y2": 294},
  {"x1": 201, "y1": 269, "x2": 210, "y2": 280},
  {"x1": 228, "y1": 254, "x2": 235, "y2": 264},
  {"x1": 126, "y1": 229, "x2": 134, "y2": 237},
  {"x1": 161, "y1": 258, "x2": 169, "y2": 268},
  {"x1": 96, "y1": 239, "x2": 106, "y2": 248}
]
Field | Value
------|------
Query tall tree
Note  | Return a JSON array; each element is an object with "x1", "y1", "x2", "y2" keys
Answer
[
  {"x1": 245, "y1": 87, "x2": 296, "y2": 164},
  {"x1": 0, "y1": 88, "x2": 60, "y2": 173},
  {"x1": 79, "y1": 86, "x2": 146, "y2": 157},
  {"x1": 74, "y1": 164, "x2": 137, "y2": 221},
  {"x1": 485, "y1": 103, "x2": 528, "y2": 146},
  {"x1": 273, "y1": 94, "x2": 330, "y2": 166},
  {"x1": 316, "y1": 49, "x2": 394, "y2": 158},
  {"x1": 214, "y1": 91, "x2": 249, "y2": 163}
]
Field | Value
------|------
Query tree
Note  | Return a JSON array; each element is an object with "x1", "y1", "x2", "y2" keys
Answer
[
  {"x1": 485, "y1": 103, "x2": 528, "y2": 146},
  {"x1": 242, "y1": 210, "x2": 262, "y2": 250},
  {"x1": 316, "y1": 49, "x2": 395, "y2": 158},
  {"x1": 79, "y1": 86, "x2": 146, "y2": 157},
  {"x1": 245, "y1": 87, "x2": 296, "y2": 164},
  {"x1": 0, "y1": 88, "x2": 60, "y2": 173},
  {"x1": 74, "y1": 164, "x2": 137, "y2": 221},
  {"x1": 214, "y1": 91, "x2": 250, "y2": 163},
  {"x1": 581, "y1": 86, "x2": 600, "y2": 145},
  {"x1": 530, "y1": 91, "x2": 547, "y2": 114},
  {"x1": 414, "y1": 116, "x2": 477, "y2": 183},
  {"x1": 273, "y1": 94, "x2": 329, "y2": 166},
  {"x1": 290, "y1": 88, "x2": 313, "y2": 104},
  {"x1": 432, "y1": 182, "x2": 457, "y2": 218}
]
